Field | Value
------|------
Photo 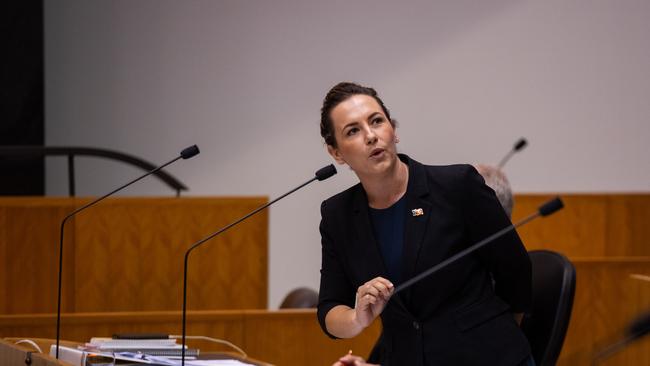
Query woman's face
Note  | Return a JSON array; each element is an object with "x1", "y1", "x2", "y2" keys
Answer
[{"x1": 327, "y1": 94, "x2": 399, "y2": 178}]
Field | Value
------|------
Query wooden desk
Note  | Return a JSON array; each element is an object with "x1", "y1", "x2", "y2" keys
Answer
[
  {"x1": 2, "y1": 338, "x2": 271, "y2": 366},
  {"x1": 1, "y1": 338, "x2": 72, "y2": 366},
  {"x1": 0, "y1": 274, "x2": 648, "y2": 365},
  {"x1": 0, "y1": 310, "x2": 381, "y2": 366}
]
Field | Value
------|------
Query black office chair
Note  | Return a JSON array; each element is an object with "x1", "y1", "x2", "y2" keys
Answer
[
  {"x1": 279, "y1": 287, "x2": 319, "y2": 309},
  {"x1": 521, "y1": 250, "x2": 576, "y2": 366}
]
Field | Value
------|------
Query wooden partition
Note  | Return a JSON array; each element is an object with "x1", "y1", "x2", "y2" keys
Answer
[
  {"x1": 0, "y1": 197, "x2": 268, "y2": 314},
  {"x1": 513, "y1": 194, "x2": 650, "y2": 257},
  {"x1": 1, "y1": 194, "x2": 649, "y2": 365},
  {"x1": 513, "y1": 194, "x2": 650, "y2": 365}
]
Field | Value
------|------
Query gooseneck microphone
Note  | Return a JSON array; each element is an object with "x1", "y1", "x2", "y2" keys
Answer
[
  {"x1": 180, "y1": 164, "x2": 337, "y2": 365},
  {"x1": 394, "y1": 197, "x2": 563, "y2": 294},
  {"x1": 54, "y1": 145, "x2": 200, "y2": 358},
  {"x1": 497, "y1": 137, "x2": 528, "y2": 169}
]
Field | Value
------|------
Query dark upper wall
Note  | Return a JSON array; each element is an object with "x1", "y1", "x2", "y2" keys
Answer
[{"x1": 0, "y1": 1, "x2": 44, "y2": 195}]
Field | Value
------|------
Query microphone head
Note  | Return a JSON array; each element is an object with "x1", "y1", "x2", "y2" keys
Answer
[
  {"x1": 315, "y1": 164, "x2": 337, "y2": 181},
  {"x1": 539, "y1": 197, "x2": 564, "y2": 217},
  {"x1": 180, "y1": 145, "x2": 200, "y2": 159},
  {"x1": 514, "y1": 138, "x2": 528, "y2": 152}
]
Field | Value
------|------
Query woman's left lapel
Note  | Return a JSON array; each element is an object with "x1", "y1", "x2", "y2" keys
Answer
[{"x1": 400, "y1": 155, "x2": 433, "y2": 287}]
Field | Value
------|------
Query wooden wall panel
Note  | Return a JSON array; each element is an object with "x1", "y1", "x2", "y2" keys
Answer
[
  {"x1": 0, "y1": 197, "x2": 268, "y2": 314},
  {"x1": 0, "y1": 198, "x2": 77, "y2": 314},
  {"x1": 513, "y1": 194, "x2": 650, "y2": 365},
  {"x1": 604, "y1": 195, "x2": 650, "y2": 256},
  {"x1": 513, "y1": 195, "x2": 609, "y2": 256},
  {"x1": 512, "y1": 194, "x2": 650, "y2": 257}
]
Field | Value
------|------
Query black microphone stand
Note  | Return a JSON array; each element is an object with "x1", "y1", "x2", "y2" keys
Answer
[
  {"x1": 54, "y1": 145, "x2": 199, "y2": 358},
  {"x1": 395, "y1": 197, "x2": 563, "y2": 294},
  {"x1": 497, "y1": 137, "x2": 528, "y2": 169},
  {"x1": 180, "y1": 164, "x2": 336, "y2": 365}
]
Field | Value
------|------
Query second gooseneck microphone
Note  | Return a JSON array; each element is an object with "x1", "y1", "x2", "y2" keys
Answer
[
  {"x1": 497, "y1": 137, "x2": 528, "y2": 169},
  {"x1": 180, "y1": 164, "x2": 337, "y2": 365}
]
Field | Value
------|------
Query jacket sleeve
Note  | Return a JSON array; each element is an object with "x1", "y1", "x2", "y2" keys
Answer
[
  {"x1": 461, "y1": 165, "x2": 532, "y2": 313},
  {"x1": 316, "y1": 200, "x2": 356, "y2": 339}
]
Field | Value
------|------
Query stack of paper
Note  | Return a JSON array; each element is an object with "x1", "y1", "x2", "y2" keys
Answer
[
  {"x1": 84, "y1": 337, "x2": 199, "y2": 358},
  {"x1": 51, "y1": 344, "x2": 256, "y2": 366}
]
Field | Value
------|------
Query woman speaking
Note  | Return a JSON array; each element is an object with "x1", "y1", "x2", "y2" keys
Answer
[{"x1": 317, "y1": 82, "x2": 534, "y2": 366}]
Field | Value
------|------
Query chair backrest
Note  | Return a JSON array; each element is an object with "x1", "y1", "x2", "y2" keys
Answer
[
  {"x1": 521, "y1": 250, "x2": 576, "y2": 366},
  {"x1": 279, "y1": 287, "x2": 319, "y2": 309}
]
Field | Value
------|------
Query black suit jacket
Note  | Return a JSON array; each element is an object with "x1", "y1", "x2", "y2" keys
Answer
[{"x1": 317, "y1": 155, "x2": 532, "y2": 366}]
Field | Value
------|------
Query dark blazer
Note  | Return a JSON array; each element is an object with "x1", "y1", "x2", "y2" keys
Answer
[{"x1": 317, "y1": 155, "x2": 532, "y2": 366}]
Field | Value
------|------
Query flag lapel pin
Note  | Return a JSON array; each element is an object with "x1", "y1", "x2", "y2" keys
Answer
[{"x1": 411, "y1": 208, "x2": 424, "y2": 217}]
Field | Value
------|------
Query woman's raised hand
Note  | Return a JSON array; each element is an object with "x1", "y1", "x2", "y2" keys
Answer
[{"x1": 354, "y1": 276, "x2": 394, "y2": 328}]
